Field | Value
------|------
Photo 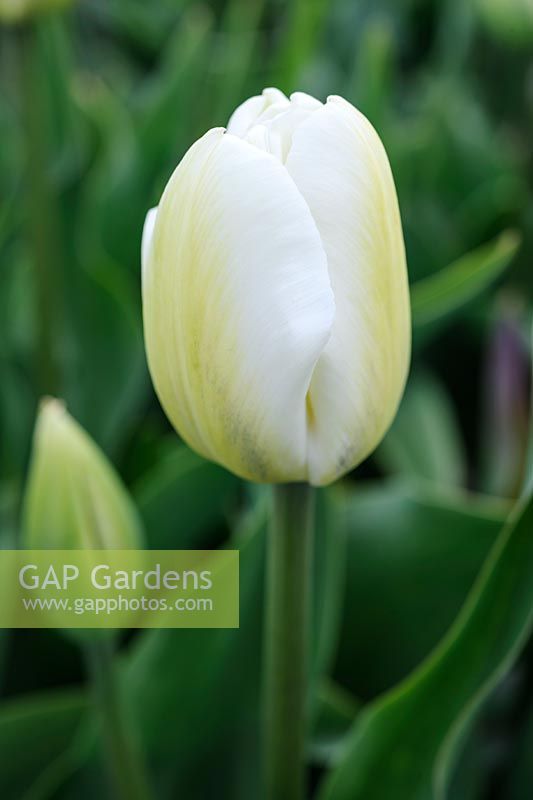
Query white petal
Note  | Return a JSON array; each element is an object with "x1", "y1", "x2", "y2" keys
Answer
[
  {"x1": 237, "y1": 92, "x2": 323, "y2": 163},
  {"x1": 143, "y1": 128, "x2": 335, "y2": 483},
  {"x1": 141, "y1": 206, "x2": 158, "y2": 283},
  {"x1": 227, "y1": 87, "x2": 289, "y2": 138},
  {"x1": 285, "y1": 96, "x2": 411, "y2": 485},
  {"x1": 289, "y1": 91, "x2": 323, "y2": 111}
]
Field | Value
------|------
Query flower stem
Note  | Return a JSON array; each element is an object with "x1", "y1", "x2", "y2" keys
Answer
[
  {"x1": 85, "y1": 638, "x2": 154, "y2": 800},
  {"x1": 264, "y1": 483, "x2": 315, "y2": 800}
]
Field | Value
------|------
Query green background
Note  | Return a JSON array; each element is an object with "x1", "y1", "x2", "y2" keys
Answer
[{"x1": 0, "y1": 0, "x2": 532, "y2": 798}]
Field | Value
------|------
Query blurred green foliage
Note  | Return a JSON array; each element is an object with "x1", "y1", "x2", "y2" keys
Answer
[{"x1": 0, "y1": 0, "x2": 532, "y2": 798}]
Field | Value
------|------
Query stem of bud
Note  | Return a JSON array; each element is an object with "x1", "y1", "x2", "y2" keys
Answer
[{"x1": 85, "y1": 638, "x2": 154, "y2": 800}]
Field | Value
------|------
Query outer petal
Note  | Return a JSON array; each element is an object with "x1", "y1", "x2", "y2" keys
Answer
[
  {"x1": 141, "y1": 206, "x2": 158, "y2": 283},
  {"x1": 142, "y1": 128, "x2": 334, "y2": 483},
  {"x1": 285, "y1": 96, "x2": 411, "y2": 485}
]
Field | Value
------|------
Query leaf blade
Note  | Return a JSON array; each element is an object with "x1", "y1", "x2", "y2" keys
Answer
[
  {"x1": 321, "y1": 488, "x2": 533, "y2": 800},
  {"x1": 411, "y1": 230, "x2": 520, "y2": 328}
]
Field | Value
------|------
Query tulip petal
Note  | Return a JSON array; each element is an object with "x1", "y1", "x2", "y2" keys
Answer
[
  {"x1": 141, "y1": 206, "x2": 158, "y2": 283},
  {"x1": 285, "y1": 96, "x2": 411, "y2": 485},
  {"x1": 227, "y1": 87, "x2": 289, "y2": 138},
  {"x1": 143, "y1": 128, "x2": 335, "y2": 483}
]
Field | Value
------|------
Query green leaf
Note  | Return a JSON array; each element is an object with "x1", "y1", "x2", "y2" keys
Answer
[
  {"x1": 0, "y1": 359, "x2": 35, "y2": 480},
  {"x1": 523, "y1": 318, "x2": 533, "y2": 498},
  {"x1": 320, "y1": 486, "x2": 533, "y2": 800},
  {"x1": 411, "y1": 230, "x2": 520, "y2": 328},
  {"x1": 505, "y1": 697, "x2": 533, "y2": 799},
  {"x1": 0, "y1": 690, "x2": 87, "y2": 800},
  {"x1": 65, "y1": 264, "x2": 147, "y2": 456},
  {"x1": 74, "y1": 77, "x2": 142, "y2": 273},
  {"x1": 376, "y1": 371, "x2": 466, "y2": 487},
  {"x1": 310, "y1": 679, "x2": 360, "y2": 768},
  {"x1": 346, "y1": 17, "x2": 394, "y2": 129},
  {"x1": 272, "y1": 0, "x2": 332, "y2": 89},
  {"x1": 137, "y1": 5, "x2": 214, "y2": 173},
  {"x1": 209, "y1": 0, "x2": 267, "y2": 123},
  {"x1": 123, "y1": 498, "x2": 266, "y2": 797},
  {"x1": 313, "y1": 489, "x2": 349, "y2": 677},
  {"x1": 443, "y1": 709, "x2": 493, "y2": 800},
  {"x1": 85, "y1": 0, "x2": 188, "y2": 54},
  {"x1": 334, "y1": 482, "x2": 506, "y2": 700},
  {"x1": 36, "y1": 18, "x2": 89, "y2": 186},
  {"x1": 133, "y1": 445, "x2": 241, "y2": 549}
]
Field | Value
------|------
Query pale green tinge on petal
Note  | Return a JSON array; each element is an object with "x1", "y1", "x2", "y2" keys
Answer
[
  {"x1": 23, "y1": 399, "x2": 143, "y2": 549},
  {"x1": 286, "y1": 95, "x2": 411, "y2": 485},
  {"x1": 142, "y1": 128, "x2": 335, "y2": 483}
]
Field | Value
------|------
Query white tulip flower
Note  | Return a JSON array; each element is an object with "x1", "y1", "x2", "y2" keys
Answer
[{"x1": 142, "y1": 89, "x2": 410, "y2": 486}]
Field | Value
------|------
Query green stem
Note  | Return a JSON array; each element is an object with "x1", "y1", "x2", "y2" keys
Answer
[
  {"x1": 264, "y1": 483, "x2": 315, "y2": 800},
  {"x1": 18, "y1": 21, "x2": 60, "y2": 395},
  {"x1": 85, "y1": 638, "x2": 154, "y2": 800}
]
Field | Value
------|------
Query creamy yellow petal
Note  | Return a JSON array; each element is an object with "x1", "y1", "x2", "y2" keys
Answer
[
  {"x1": 142, "y1": 128, "x2": 335, "y2": 483},
  {"x1": 285, "y1": 96, "x2": 411, "y2": 485}
]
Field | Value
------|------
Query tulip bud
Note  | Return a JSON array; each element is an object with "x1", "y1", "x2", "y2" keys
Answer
[
  {"x1": 0, "y1": 0, "x2": 71, "y2": 24},
  {"x1": 142, "y1": 89, "x2": 410, "y2": 486},
  {"x1": 23, "y1": 398, "x2": 142, "y2": 550}
]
